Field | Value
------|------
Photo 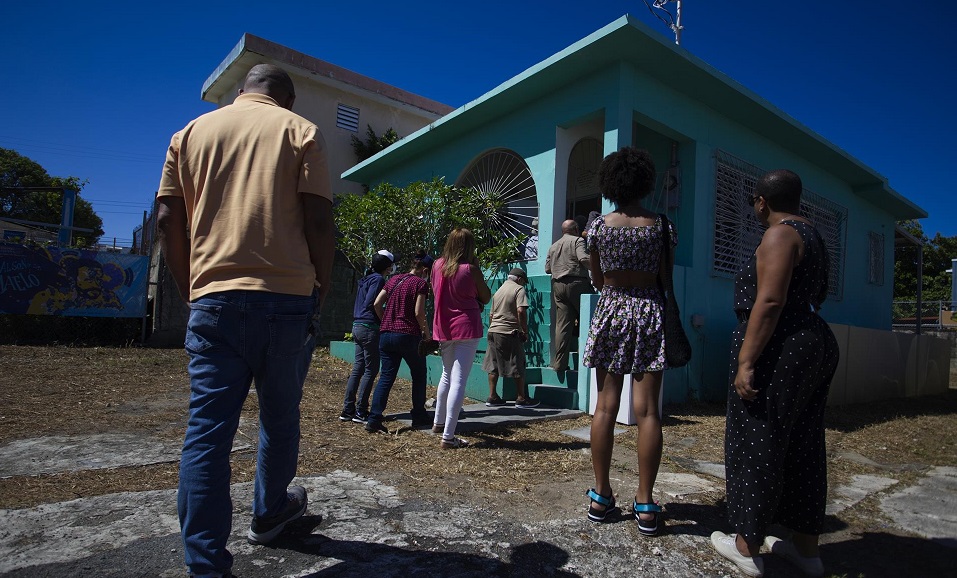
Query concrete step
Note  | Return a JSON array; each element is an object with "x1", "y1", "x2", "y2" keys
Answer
[
  {"x1": 528, "y1": 383, "x2": 579, "y2": 408},
  {"x1": 526, "y1": 367, "x2": 578, "y2": 387}
]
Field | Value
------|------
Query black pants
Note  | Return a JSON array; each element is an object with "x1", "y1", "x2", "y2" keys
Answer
[{"x1": 724, "y1": 311, "x2": 839, "y2": 542}]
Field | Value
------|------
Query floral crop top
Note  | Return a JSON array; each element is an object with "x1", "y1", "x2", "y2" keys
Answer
[{"x1": 585, "y1": 214, "x2": 678, "y2": 273}]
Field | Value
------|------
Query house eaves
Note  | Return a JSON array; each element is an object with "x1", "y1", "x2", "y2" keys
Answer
[
  {"x1": 201, "y1": 34, "x2": 454, "y2": 118},
  {"x1": 343, "y1": 14, "x2": 925, "y2": 220}
]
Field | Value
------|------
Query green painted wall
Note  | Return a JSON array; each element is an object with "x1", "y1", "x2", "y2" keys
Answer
[{"x1": 344, "y1": 58, "x2": 906, "y2": 404}]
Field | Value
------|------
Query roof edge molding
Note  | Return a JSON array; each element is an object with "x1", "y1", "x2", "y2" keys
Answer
[{"x1": 201, "y1": 33, "x2": 454, "y2": 117}]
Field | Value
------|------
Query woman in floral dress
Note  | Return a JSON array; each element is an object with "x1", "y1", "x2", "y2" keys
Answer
[{"x1": 582, "y1": 147, "x2": 676, "y2": 537}]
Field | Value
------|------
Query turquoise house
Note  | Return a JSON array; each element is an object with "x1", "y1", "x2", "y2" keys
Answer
[{"x1": 336, "y1": 15, "x2": 931, "y2": 408}]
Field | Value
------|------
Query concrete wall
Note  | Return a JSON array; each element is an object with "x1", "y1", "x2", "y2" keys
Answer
[{"x1": 829, "y1": 325, "x2": 952, "y2": 405}]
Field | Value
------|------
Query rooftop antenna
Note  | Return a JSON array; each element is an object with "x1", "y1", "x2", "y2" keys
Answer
[{"x1": 643, "y1": 0, "x2": 684, "y2": 45}]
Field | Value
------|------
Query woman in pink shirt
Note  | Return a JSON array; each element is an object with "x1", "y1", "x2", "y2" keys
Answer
[{"x1": 431, "y1": 228, "x2": 491, "y2": 448}]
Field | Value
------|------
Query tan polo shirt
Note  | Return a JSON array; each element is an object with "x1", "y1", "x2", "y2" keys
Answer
[
  {"x1": 157, "y1": 93, "x2": 331, "y2": 301},
  {"x1": 487, "y1": 279, "x2": 529, "y2": 334},
  {"x1": 545, "y1": 234, "x2": 590, "y2": 281}
]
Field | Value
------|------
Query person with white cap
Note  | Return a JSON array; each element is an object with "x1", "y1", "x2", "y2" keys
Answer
[
  {"x1": 483, "y1": 267, "x2": 538, "y2": 408},
  {"x1": 340, "y1": 249, "x2": 394, "y2": 423}
]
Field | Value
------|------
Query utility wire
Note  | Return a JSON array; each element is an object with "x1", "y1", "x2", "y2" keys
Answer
[
  {"x1": 0, "y1": 136, "x2": 157, "y2": 164},
  {"x1": 642, "y1": 0, "x2": 676, "y2": 28}
]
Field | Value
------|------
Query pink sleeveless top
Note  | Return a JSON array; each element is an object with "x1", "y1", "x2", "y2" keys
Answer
[{"x1": 431, "y1": 257, "x2": 483, "y2": 341}]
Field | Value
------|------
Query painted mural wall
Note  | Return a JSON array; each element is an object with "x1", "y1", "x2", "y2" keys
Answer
[{"x1": 0, "y1": 242, "x2": 148, "y2": 318}]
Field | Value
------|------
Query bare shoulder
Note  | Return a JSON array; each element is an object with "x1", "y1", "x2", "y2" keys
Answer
[
  {"x1": 758, "y1": 223, "x2": 803, "y2": 260},
  {"x1": 603, "y1": 210, "x2": 657, "y2": 228}
]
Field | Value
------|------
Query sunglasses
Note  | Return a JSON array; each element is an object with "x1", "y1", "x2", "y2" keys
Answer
[{"x1": 748, "y1": 194, "x2": 762, "y2": 206}]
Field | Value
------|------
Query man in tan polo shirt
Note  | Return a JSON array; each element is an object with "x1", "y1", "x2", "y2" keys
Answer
[
  {"x1": 156, "y1": 64, "x2": 334, "y2": 578},
  {"x1": 545, "y1": 219, "x2": 592, "y2": 372}
]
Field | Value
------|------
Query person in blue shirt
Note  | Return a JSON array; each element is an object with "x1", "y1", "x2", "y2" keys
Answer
[{"x1": 340, "y1": 249, "x2": 394, "y2": 422}]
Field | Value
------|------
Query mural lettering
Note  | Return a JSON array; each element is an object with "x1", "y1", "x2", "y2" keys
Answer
[{"x1": 0, "y1": 272, "x2": 41, "y2": 294}]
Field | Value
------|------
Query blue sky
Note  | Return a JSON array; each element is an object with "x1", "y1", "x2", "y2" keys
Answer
[{"x1": 1, "y1": 1, "x2": 954, "y2": 244}]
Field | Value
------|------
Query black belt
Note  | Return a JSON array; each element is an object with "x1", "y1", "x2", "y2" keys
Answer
[{"x1": 554, "y1": 276, "x2": 589, "y2": 283}]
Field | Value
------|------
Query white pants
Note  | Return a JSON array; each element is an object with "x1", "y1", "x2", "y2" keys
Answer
[{"x1": 434, "y1": 338, "x2": 479, "y2": 441}]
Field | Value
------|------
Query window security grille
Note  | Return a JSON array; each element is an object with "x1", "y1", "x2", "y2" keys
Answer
[
  {"x1": 336, "y1": 104, "x2": 359, "y2": 132},
  {"x1": 713, "y1": 151, "x2": 765, "y2": 277},
  {"x1": 712, "y1": 150, "x2": 847, "y2": 300},
  {"x1": 868, "y1": 231, "x2": 885, "y2": 285},
  {"x1": 456, "y1": 149, "x2": 539, "y2": 259}
]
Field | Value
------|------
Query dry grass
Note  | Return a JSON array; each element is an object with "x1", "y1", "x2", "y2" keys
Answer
[{"x1": 1, "y1": 344, "x2": 955, "y2": 523}]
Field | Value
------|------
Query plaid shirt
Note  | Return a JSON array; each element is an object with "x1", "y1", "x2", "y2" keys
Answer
[{"x1": 380, "y1": 273, "x2": 429, "y2": 335}]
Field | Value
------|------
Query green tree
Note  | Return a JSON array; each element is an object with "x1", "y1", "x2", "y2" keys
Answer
[
  {"x1": 0, "y1": 148, "x2": 103, "y2": 247},
  {"x1": 335, "y1": 177, "x2": 525, "y2": 279},
  {"x1": 894, "y1": 219, "x2": 957, "y2": 302},
  {"x1": 350, "y1": 125, "x2": 400, "y2": 163}
]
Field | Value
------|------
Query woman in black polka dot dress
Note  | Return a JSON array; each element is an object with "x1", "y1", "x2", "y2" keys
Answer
[{"x1": 710, "y1": 169, "x2": 840, "y2": 578}]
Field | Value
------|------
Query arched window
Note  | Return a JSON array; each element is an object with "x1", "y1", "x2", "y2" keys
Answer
[{"x1": 456, "y1": 149, "x2": 539, "y2": 259}]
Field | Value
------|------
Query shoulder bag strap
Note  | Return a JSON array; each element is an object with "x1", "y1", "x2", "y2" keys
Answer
[
  {"x1": 658, "y1": 214, "x2": 674, "y2": 295},
  {"x1": 384, "y1": 274, "x2": 410, "y2": 309}
]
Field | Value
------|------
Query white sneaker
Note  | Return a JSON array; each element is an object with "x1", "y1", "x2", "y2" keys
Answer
[
  {"x1": 764, "y1": 535, "x2": 824, "y2": 577},
  {"x1": 710, "y1": 531, "x2": 764, "y2": 577},
  {"x1": 440, "y1": 436, "x2": 470, "y2": 449}
]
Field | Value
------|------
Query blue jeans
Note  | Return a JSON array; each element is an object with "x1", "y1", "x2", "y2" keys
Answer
[
  {"x1": 178, "y1": 290, "x2": 317, "y2": 575},
  {"x1": 367, "y1": 332, "x2": 427, "y2": 426},
  {"x1": 343, "y1": 323, "x2": 380, "y2": 416}
]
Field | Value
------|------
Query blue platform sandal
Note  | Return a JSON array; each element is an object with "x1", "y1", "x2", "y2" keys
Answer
[
  {"x1": 586, "y1": 488, "x2": 619, "y2": 522},
  {"x1": 633, "y1": 500, "x2": 663, "y2": 536}
]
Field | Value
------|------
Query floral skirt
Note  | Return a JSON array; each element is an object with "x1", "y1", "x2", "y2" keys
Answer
[{"x1": 583, "y1": 286, "x2": 666, "y2": 374}]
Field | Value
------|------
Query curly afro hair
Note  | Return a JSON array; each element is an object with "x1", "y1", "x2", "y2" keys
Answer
[{"x1": 597, "y1": 146, "x2": 656, "y2": 206}]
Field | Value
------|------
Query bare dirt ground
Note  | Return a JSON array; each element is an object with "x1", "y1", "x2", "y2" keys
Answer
[{"x1": 1, "y1": 345, "x2": 955, "y2": 577}]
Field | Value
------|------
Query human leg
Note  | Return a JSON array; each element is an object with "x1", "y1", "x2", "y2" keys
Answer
[
  {"x1": 179, "y1": 294, "x2": 253, "y2": 575},
  {"x1": 514, "y1": 375, "x2": 530, "y2": 402},
  {"x1": 631, "y1": 371, "x2": 663, "y2": 508},
  {"x1": 486, "y1": 372, "x2": 501, "y2": 401},
  {"x1": 342, "y1": 331, "x2": 365, "y2": 416},
  {"x1": 245, "y1": 292, "x2": 315, "y2": 523},
  {"x1": 773, "y1": 322, "x2": 838, "y2": 554},
  {"x1": 482, "y1": 333, "x2": 507, "y2": 404},
  {"x1": 367, "y1": 332, "x2": 402, "y2": 428},
  {"x1": 354, "y1": 325, "x2": 380, "y2": 417},
  {"x1": 502, "y1": 332, "x2": 531, "y2": 404},
  {"x1": 406, "y1": 337, "x2": 429, "y2": 422},
  {"x1": 343, "y1": 324, "x2": 378, "y2": 416},
  {"x1": 433, "y1": 344, "x2": 451, "y2": 430},
  {"x1": 439, "y1": 339, "x2": 479, "y2": 442},
  {"x1": 589, "y1": 368, "x2": 623, "y2": 515},
  {"x1": 551, "y1": 281, "x2": 571, "y2": 371}
]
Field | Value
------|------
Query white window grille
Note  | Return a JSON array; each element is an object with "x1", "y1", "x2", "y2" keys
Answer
[
  {"x1": 712, "y1": 151, "x2": 765, "y2": 277},
  {"x1": 799, "y1": 190, "x2": 847, "y2": 300},
  {"x1": 712, "y1": 150, "x2": 847, "y2": 299},
  {"x1": 867, "y1": 231, "x2": 885, "y2": 285},
  {"x1": 336, "y1": 104, "x2": 359, "y2": 132},
  {"x1": 456, "y1": 149, "x2": 539, "y2": 260}
]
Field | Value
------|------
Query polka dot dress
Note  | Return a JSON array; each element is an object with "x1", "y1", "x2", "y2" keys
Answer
[{"x1": 724, "y1": 220, "x2": 840, "y2": 543}]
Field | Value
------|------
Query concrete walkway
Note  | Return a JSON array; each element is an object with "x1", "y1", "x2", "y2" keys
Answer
[{"x1": 1, "y1": 405, "x2": 955, "y2": 577}]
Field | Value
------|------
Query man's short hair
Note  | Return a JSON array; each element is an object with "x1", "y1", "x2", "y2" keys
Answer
[
  {"x1": 242, "y1": 64, "x2": 296, "y2": 99},
  {"x1": 755, "y1": 169, "x2": 802, "y2": 210}
]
